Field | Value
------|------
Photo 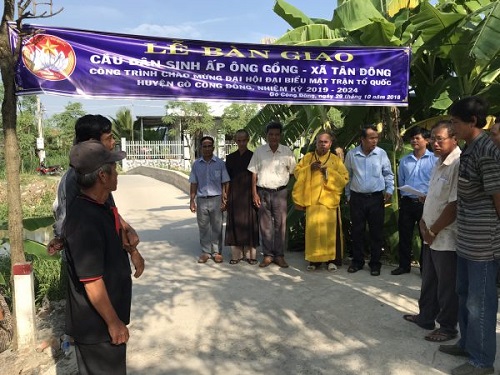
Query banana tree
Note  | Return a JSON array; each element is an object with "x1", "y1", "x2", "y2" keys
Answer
[
  {"x1": 249, "y1": 0, "x2": 500, "y2": 144},
  {"x1": 250, "y1": 0, "x2": 500, "y2": 257}
]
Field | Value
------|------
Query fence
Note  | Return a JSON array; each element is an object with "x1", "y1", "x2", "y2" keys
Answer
[
  {"x1": 124, "y1": 140, "x2": 183, "y2": 160},
  {"x1": 122, "y1": 139, "x2": 239, "y2": 172}
]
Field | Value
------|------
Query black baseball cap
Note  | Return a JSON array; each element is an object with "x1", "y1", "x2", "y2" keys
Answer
[{"x1": 70, "y1": 140, "x2": 126, "y2": 174}]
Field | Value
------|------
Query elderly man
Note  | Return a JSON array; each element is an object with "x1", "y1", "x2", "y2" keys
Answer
[
  {"x1": 248, "y1": 121, "x2": 296, "y2": 268},
  {"x1": 64, "y1": 140, "x2": 132, "y2": 375},
  {"x1": 190, "y1": 136, "x2": 230, "y2": 264},
  {"x1": 403, "y1": 121, "x2": 460, "y2": 343},
  {"x1": 439, "y1": 97, "x2": 500, "y2": 375},
  {"x1": 344, "y1": 124, "x2": 394, "y2": 276},
  {"x1": 48, "y1": 114, "x2": 144, "y2": 278},
  {"x1": 292, "y1": 131, "x2": 349, "y2": 271}
]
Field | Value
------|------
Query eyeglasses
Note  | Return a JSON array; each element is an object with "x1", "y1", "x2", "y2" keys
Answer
[{"x1": 430, "y1": 137, "x2": 451, "y2": 144}]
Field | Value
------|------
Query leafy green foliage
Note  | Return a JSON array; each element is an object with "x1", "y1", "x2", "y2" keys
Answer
[
  {"x1": 0, "y1": 240, "x2": 64, "y2": 306},
  {"x1": 220, "y1": 103, "x2": 259, "y2": 137},
  {"x1": 112, "y1": 108, "x2": 135, "y2": 141},
  {"x1": 28, "y1": 254, "x2": 65, "y2": 305},
  {"x1": 163, "y1": 101, "x2": 214, "y2": 136},
  {"x1": 45, "y1": 101, "x2": 86, "y2": 152}
]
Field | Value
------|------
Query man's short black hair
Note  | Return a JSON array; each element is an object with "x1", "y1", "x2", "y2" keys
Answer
[
  {"x1": 407, "y1": 126, "x2": 430, "y2": 139},
  {"x1": 265, "y1": 121, "x2": 283, "y2": 134},
  {"x1": 200, "y1": 135, "x2": 214, "y2": 145},
  {"x1": 449, "y1": 96, "x2": 489, "y2": 128},
  {"x1": 360, "y1": 124, "x2": 378, "y2": 138},
  {"x1": 74, "y1": 114, "x2": 112, "y2": 144}
]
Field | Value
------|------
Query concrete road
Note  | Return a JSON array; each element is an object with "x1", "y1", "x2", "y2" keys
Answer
[{"x1": 92, "y1": 175, "x2": 500, "y2": 374}]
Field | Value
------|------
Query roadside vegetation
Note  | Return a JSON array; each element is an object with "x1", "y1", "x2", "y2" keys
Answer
[{"x1": 0, "y1": 175, "x2": 60, "y2": 307}]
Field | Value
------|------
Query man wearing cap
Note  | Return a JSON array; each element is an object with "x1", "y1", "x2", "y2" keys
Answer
[
  {"x1": 64, "y1": 140, "x2": 132, "y2": 375},
  {"x1": 47, "y1": 114, "x2": 144, "y2": 278}
]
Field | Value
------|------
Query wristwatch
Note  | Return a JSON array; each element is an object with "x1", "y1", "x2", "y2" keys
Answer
[{"x1": 428, "y1": 228, "x2": 437, "y2": 238}]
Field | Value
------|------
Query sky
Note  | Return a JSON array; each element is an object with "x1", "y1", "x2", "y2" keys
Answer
[{"x1": 3, "y1": 0, "x2": 339, "y2": 119}]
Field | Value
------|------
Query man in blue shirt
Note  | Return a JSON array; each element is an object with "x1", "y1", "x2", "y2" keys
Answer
[
  {"x1": 189, "y1": 136, "x2": 230, "y2": 264},
  {"x1": 345, "y1": 124, "x2": 394, "y2": 276},
  {"x1": 392, "y1": 127, "x2": 438, "y2": 275}
]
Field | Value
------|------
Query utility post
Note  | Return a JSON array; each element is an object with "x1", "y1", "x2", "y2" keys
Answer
[{"x1": 35, "y1": 96, "x2": 45, "y2": 165}]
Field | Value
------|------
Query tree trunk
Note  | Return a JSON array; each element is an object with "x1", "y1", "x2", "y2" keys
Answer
[{"x1": 1, "y1": 0, "x2": 28, "y2": 350}]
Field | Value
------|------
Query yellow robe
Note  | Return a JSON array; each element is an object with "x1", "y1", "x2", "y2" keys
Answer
[{"x1": 292, "y1": 152, "x2": 349, "y2": 262}]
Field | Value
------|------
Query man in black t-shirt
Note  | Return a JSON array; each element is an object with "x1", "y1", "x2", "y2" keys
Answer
[{"x1": 64, "y1": 140, "x2": 131, "y2": 375}]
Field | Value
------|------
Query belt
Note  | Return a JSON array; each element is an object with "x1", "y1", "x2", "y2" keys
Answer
[
  {"x1": 401, "y1": 196, "x2": 421, "y2": 203},
  {"x1": 351, "y1": 190, "x2": 383, "y2": 198},
  {"x1": 258, "y1": 185, "x2": 287, "y2": 192},
  {"x1": 198, "y1": 195, "x2": 219, "y2": 199}
]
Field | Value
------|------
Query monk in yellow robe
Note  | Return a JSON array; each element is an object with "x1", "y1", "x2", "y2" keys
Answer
[{"x1": 292, "y1": 132, "x2": 349, "y2": 271}]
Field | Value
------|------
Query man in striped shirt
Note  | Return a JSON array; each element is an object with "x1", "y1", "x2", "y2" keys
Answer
[{"x1": 439, "y1": 97, "x2": 500, "y2": 375}]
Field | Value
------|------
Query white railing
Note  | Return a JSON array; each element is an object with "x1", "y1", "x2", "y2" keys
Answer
[{"x1": 124, "y1": 140, "x2": 183, "y2": 159}]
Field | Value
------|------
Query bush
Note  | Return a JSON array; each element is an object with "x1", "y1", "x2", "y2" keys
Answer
[
  {"x1": 28, "y1": 254, "x2": 66, "y2": 305},
  {"x1": 0, "y1": 254, "x2": 66, "y2": 310}
]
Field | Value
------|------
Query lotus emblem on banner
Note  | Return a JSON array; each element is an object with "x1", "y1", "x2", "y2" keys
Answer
[{"x1": 21, "y1": 34, "x2": 76, "y2": 81}]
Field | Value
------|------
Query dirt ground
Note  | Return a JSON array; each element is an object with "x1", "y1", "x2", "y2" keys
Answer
[{"x1": 0, "y1": 299, "x2": 76, "y2": 375}]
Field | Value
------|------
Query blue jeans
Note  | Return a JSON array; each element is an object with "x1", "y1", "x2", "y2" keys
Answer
[{"x1": 456, "y1": 255, "x2": 498, "y2": 368}]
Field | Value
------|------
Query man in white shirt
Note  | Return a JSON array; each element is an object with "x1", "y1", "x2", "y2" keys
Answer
[
  {"x1": 403, "y1": 120, "x2": 460, "y2": 343},
  {"x1": 248, "y1": 121, "x2": 296, "y2": 268}
]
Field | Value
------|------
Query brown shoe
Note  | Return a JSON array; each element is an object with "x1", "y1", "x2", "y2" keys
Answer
[
  {"x1": 213, "y1": 253, "x2": 223, "y2": 263},
  {"x1": 198, "y1": 253, "x2": 211, "y2": 263},
  {"x1": 274, "y1": 256, "x2": 289, "y2": 268},
  {"x1": 259, "y1": 256, "x2": 273, "y2": 268}
]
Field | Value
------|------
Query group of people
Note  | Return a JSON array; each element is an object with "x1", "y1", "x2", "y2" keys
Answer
[
  {"x1": 399, "y1": 97, "x2": 500, "y2": 375},
  {"x1": 35, "y1": 95, "x2": 499, "y2": 375},
  {"x1": 189, "y1": 122, "x2": 296, "y2": 268},
  {"x1": 190, "y1": 96, "x2": 500, "y2": 375}
]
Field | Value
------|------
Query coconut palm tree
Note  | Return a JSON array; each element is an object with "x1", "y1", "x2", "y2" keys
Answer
[{"x1": 111, "y1": 108, "x2": 134, "y2": 141}]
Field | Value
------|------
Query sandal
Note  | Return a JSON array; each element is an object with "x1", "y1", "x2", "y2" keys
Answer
[
  {"x1": 229, "y1": 258, "x2": 242, "y2": 265},
  {"x1": 198, "y1": 253, "x2": 211, "y2": 263},
  {"x1": 213, "y1": 253, "x2": 224, "y2": 263},
  {"x1": 246, "y1": 259, "x2": 258, "y2": 265},
  {"x1": 425, "y1": 329, "x2": 457, "y2": 342},
  {"x1": 327, "y1": 263, "x2": 337, "y2": 272}
]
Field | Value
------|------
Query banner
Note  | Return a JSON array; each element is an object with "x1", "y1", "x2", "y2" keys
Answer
[{"x1": 11, "y1": 24, "x2": 411, "y2": 106}]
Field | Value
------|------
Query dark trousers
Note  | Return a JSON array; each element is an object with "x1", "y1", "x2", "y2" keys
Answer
[
  {"x1": 75, "y1": 341, "x2": 127, "y2": 375},
  {"x1": 417, "y1": 245, "x2": 458, "y2": 334},
  {"x1": 349, "y1": 191, "x2": 384, "y2": 270},
  {"x1": 397, "y1": 197, "x2": 424, "y2": 269},
  {"x1": 258, "y1": 188, "x2": 288, "y2": 258}
]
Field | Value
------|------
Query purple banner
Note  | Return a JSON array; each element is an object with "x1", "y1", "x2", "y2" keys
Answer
[{"x1": 10, "y1": 24, "x2": 410, "y2": 106}]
